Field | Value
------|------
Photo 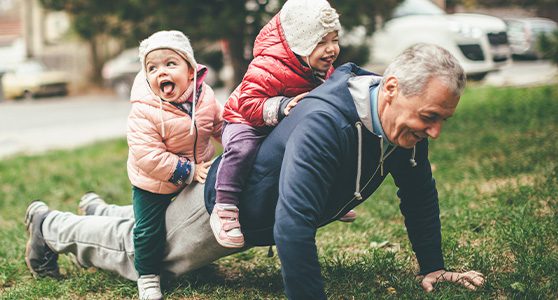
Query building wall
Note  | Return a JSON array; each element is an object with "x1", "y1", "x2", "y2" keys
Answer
[{"x1": 16, "y1": 0, "x2": 92, "y2": 91}]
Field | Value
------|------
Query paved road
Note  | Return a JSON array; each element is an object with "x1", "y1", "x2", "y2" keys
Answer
[
  {"x1": 0, "y1": 89, "x2": 230, "y2": 159},
  {"x1": 0, "y1": 95, "x2": 130, "y2": 158},
  {"x1": 484, "y1": 60, "x2": 558, "y2": 87},
  {"x1": 0, "y1": 61, "x2": 556, "y2": 159}
]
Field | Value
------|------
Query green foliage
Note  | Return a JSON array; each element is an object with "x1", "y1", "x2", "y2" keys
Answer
[
  {"x1": 1, "y1": 84, "x2": 557, "y2": 298},
  {"x1": 40, "y1": 0, "x2": 402, "y2": 85},
  {"x1": 336, "y1": 44, "x2": 371, "y2": 67},
  {"x1": 456, "y1": 0, "x2": 556, "y2": 7},
  {"x1": 332, "y1": 0, "x2": 402, "y2": 33},
  {"x1": 538, "y1": 30, "x2": 558, "y2": 64}
]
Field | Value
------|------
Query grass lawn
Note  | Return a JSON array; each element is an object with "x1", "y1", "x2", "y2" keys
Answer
[{"x1": 1, "y1": 84, "x2": 557, "y2": 299}]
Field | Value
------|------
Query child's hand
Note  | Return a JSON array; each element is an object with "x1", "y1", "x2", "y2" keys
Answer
[
  {"x1": 194, "y1": 161, "x2": 212, "y2": 183},
  {"x1": 284, "y1": 92, "x2": 309, "y2": 116}
]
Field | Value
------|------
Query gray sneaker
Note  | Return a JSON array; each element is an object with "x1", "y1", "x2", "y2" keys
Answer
[
  {"x1": 24, "y1": 200, "x2": 60, "y2": 278},
  {"x1": 78, "y1": 192, "x2": 107, "y2": 215}
]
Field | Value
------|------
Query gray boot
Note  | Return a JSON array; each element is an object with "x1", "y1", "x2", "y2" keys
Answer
[
  {"x1": 78, "y1": 191, "x2": 107, "y2": 215},
  {"x1": 24, "y1": 200, "x2": 60, "y2": 278}
]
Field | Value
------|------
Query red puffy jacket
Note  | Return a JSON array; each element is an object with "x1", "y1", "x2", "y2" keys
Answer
[{"x1": 223, "y1": 14, "x2": 334, "y2": 127}]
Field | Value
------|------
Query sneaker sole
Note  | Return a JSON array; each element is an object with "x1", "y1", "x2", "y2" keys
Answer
[
  {"x1": 24, "y1": 201, "x2": 47, "y2": 278},
  {"x1": 209, "y1": 212, "x2": 244, "y2": 249},
  {"x1": 338, "y1": 216, "x2": 356, "y2": 223},
  {"x1": 25, "y1": 236, "x2": 38, "y2": 278},
  {"x1": 78, "y1": 192, "x2": 105, "y2": 215}
]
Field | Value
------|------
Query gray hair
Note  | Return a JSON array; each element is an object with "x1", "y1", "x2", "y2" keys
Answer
[{"x1": 380, "y1": 43, "x2": 466, "y2": 97}]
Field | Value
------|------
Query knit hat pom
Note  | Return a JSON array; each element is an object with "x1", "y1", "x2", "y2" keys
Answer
[
  {"x1": 138, "y1": 30, "x2": 197, "y2": 72},
  {"x1": 280, "y1": 0, "x2": 341, "y2": 57}
]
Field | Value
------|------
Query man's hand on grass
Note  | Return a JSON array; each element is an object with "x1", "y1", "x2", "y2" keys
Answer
[{"x1": 419, "y1": 269, "x2": 485, "y2": 292}]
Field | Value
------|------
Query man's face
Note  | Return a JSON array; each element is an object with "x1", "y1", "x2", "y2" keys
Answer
[
  {"x1": 304, "y1": 31, "x2": 340, "y2": 73},
  {"x1": 379, "y1": 76, "x2": 460, "y2": 149},
  {"x1": 145, "y1": 49, "x2": 193, "y2": 102}
]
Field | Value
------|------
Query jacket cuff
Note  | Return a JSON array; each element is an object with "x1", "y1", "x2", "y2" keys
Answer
[
  {"x1": 185, "y1": 162, "x2": 195, "y2": 185},
  {"x1": 415, "y1": 245, "x2": 445, "y2": 275},
  {"x1": 169, "y1": 157, "x2": 193, "y2": 186},
  {"x1": 262, "y1": 96, "x2": 285, "y2": 126},
  {"x1": 277, "y1": 96, "x2": 292, "y2": 122}
]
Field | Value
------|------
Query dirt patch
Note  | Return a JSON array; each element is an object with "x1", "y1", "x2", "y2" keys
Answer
[
  {"x1": 477, "y1": 174, "x2": 537, "y2": 195},
  {"x1": 535, "y1": 197, "x2": 556, "y2": 217}
]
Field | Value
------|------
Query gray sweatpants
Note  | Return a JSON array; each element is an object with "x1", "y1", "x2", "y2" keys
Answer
[{"x1": 42, "y1": 183, "x2": 241, "y2": 281}]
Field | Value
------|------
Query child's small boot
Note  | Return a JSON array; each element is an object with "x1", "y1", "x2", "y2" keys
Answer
[
  {"x1": 210, "y1": 204, "x2": 245, "y2": 248},
  {"x1": 338, "y1": 209, "x2": 357, "y2": 222},
  {"x1": 137, "y1": 274, "x2": 163, "y2": 300}
]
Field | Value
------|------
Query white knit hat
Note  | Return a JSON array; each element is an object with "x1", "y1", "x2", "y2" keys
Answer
[
  {"x1": 138, "y1": 30, "x2": 199, "y2": 135},
  {"x1": 279, "y1": 0, "x2": 341, "y2": 57},
  {"x1": 138, "y1": 30, "x2": 197, "y2": 72}
]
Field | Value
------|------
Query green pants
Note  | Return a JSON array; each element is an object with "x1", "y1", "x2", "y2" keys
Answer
[{"x1": 132, "y1": 186, "x2": 177, "y2": 276}]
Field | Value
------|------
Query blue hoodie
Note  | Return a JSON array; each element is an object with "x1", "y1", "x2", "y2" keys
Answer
[{"x1": 206, "y1": 63, "x2": 444, "y2": 299}]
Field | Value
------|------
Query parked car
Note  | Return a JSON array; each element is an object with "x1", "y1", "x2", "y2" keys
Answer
[
  {"x1": 1, "y1": 60, "x2": 69, "y2": 100},
  {"x1": 102, "y1": 48, "x2": 142, "y2": 99},
  {"x1": 504, "y1": 17, "x2": 558, "y2": 59},
  {"x1": 369, "y1": 0, "x2": 511, "y2": 80}
]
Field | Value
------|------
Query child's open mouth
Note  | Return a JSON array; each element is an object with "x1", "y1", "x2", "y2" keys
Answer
[
  {"x1": 160, "y1": 81, "x2": 175, "y2": 94},
  {"x1": 321, "y1": 55, "x2": 335, "y2": 63}
]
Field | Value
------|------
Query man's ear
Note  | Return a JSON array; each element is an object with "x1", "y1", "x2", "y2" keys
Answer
[{"x1": 383, "y1": 76, "x2": 398, "y2": 104}]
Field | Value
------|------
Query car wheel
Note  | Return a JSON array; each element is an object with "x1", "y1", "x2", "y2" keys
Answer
[
  {"x1": 468, "y1": 72, "x2": 488, "y2": 81},
  {"x1": 59, "y1": 84, "x2": 69, "y2": 97},
  {"x1": 114, "y1": 80, "x2": 131, "y2": 100},
  {"x1": 23, "y1": 90, "x2": 33, "y2": 100}
]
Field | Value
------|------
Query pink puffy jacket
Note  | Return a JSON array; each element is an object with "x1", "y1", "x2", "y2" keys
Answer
[{"x1": 127, "y1": 65, "x2": 223, "y2": 194}]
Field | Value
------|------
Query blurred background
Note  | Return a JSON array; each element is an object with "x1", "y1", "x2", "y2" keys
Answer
[
  {"x1": 0, "y1": 0, "x2": 557, "y2": 157},
  {"x1": 1, "y1": 0, "x2": 558, "y2": 98}
]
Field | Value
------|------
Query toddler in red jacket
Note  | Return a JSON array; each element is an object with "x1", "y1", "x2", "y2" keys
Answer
[{"x1": 211, "y1": 0, "x2": 355, "y2": 249}]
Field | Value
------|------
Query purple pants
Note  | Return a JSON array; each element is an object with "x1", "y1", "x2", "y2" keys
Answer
[{"x1": 215, "y1": 123, "x2": 272, "y2": 205}]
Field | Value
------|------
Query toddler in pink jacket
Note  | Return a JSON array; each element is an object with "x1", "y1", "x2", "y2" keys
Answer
[{"x1": 126, "y1": 30, "x2": 223, "y2": 300}]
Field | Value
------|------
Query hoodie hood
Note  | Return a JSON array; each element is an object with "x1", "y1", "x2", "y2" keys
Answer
[
  {"x1": 347, "y1": 74, "x2": 383, "y2": 133},
  {"x1": 312, "y1": 63, "x2": 379, "y2": 124}
]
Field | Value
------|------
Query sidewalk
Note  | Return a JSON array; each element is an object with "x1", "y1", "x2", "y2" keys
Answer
[
  {"x1": 484, "y1": 60, "x2": 558, "y2": 87},
  {"x1": 0, "y1": 88, "x2": 231, "y2": 159},
  {"x1": 0, "y1": 95, "x2": 129, "y2": 158}
]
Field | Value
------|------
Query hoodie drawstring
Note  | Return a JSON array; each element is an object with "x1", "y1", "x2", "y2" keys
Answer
[
  {"x1": 410, "y1": 146, "x2": 417, "y2": 167},
  {"x1": 354, "y1": 122, "x2": 363, "y2": 201},
  {"x1": 380, "y1": 136, "x2": 385, "y2": 176}
]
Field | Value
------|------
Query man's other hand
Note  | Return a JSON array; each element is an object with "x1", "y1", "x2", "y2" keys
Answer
[{"x1": 420, "y1": 269, "x2": 485, "y2": 292}]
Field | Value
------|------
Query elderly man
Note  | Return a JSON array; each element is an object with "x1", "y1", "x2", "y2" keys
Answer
[{"x1": 25, "y1": 43, "x2": 484, "y2": 299}]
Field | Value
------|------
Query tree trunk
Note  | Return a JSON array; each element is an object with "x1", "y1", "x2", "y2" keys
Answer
[
  {"x1": 23, "y1": 0, "x2": 34, "y2": 58},
  {"x1": 226, "y1": 34, "x2": 250, "y2": 88},
  {"x1": 89, "y1": 37, "x2": 102, "y2": 85}
]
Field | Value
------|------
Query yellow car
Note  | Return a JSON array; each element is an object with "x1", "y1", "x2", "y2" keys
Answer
[{"x1": 2, "y1": 60, "x2": 69, "y2": 100}]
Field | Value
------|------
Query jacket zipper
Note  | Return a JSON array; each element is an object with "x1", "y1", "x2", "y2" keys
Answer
[{"x1": 193, "y1": 121, "x2": 198, "y2": 163}]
